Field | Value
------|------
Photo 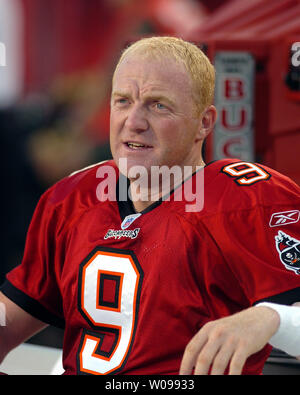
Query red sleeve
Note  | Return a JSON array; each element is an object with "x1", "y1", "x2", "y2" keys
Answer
[
  {"x1": 1, "y1": 161, "x2": 112, "y2": 327},
  {"x1": 1, "y1": 186, "x2": 65, "y2": 327},
  {"x1": 209, "y1": 168, "x2": 300, "y2": 305}
]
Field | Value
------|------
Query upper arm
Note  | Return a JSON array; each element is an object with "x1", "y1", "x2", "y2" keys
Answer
[{"x1": 0, "y1": 291, "x2": 47, "y2": 362}]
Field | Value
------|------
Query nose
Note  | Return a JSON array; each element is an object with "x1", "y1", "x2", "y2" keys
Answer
[{"x1": 125, "y1": 104, "x2": 148, "y2": 132}]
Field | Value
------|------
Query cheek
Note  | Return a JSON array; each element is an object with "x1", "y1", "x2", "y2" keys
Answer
[
  {"x1": 109, "y1": 118, "x2": 121, "y2": 160},
  {"x1": 109, "y1": 111, "x2": 117, "y2": 134},
  {"x1": 109, "y1": 112, "x2": 122, "y2": 143},
  {"x1": 110, "y1": 107, "x2": 125, "y2": 128},
  {"x1": 158, "y1": 120, "x2": 193, "y2": 149},
  {"x1": 156, "y1": 118, "x2": 179, "y2": 139}
]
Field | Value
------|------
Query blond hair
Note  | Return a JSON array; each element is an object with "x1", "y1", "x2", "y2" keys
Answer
[{"x1": 113, "y1": 36, "x2": 215, "y2": 115}]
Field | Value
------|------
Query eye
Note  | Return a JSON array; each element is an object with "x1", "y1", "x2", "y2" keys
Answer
[
  {"x1": 117, "y1": 98, "x2": 128, "y2": 104},
  {"x1": 112, "y1": 97, "x2": 129, "y2": 108},
  {"x1": 154, "y1": 102, "x2": 167, "y2": 111}
]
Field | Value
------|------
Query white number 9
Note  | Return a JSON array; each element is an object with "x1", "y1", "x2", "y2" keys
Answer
[
  {"x1": 77, "y1": 248, "x2": 143, "y2": 375},
  {"x1": 222, "y1": 161, "x2": 270, "y2": 185}
]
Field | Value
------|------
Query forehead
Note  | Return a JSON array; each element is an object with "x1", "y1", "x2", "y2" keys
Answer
[{"x1": 112, "y1": 54, "x2": 192, "y2": 95}]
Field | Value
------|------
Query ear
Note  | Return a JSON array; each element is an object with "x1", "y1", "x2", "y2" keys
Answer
[{"x1": 196, "y1": 105, "x2": 217, "y2": 141}]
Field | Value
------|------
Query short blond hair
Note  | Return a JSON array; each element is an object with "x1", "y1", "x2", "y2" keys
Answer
[{"x1": 113, "y1": 36, "x2": 215, "y2": 115}]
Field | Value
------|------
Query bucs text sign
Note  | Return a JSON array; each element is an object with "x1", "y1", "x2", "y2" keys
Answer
[{"x1": 214, "y1": 52, "x2": 255, "y2": 161}]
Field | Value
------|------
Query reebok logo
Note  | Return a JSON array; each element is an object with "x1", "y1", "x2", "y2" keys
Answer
[{"x1": 269, "y1": 210, "x2": 300, "y2": 227}]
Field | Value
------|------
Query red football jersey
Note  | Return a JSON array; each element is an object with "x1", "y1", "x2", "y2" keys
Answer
[{"x1": 2, "y1": 159, "x2": 300, "y2": 375}]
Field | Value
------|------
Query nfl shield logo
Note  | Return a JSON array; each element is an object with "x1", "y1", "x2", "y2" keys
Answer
[{"x1": 121, "y1": 213, "x2": 142, "y2": 230}]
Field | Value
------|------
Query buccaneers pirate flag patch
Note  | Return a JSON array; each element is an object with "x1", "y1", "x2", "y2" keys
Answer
[{"x1": 275, "y1": 231, "x2": 300, "y2": 274}]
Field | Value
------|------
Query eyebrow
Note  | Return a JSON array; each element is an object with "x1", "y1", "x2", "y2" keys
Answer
[
  {"x1": 111, "y1": 91, "x2": 129, "y2": 98},
  {"x1": 145, "y1": 94, "x2": 176, "y2": 108},
  {"x1": 111, "y1": 91, "x2": 176, "y2": 108}
]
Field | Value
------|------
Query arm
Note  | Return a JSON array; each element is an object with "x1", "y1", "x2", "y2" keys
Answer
[
  {"x1": 182, "y1": 163, "x2": 300, "y2": 374},
  {"x1": 179, "y1": 305, "x2": 280, "y2": 375},
  {"x1": 0, "y1": 291, "x2": 47, "y2": 363},
  {"x1": 179, "y1": 302, "x2": 300, "y2": 375},
  {"x1": 256, "y1": 301, "x2": 300, "y2": 360},
  {"x1": 294, "y1": 303, "x2": 300, "y2": 360}
]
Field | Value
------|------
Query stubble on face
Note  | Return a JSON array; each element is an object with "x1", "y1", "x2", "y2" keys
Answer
[{"x1": 110, "y1": 53, "x2": 203, "y2": 174}]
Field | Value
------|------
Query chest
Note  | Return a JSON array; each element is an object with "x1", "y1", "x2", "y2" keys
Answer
[{"x1": 59, "y1": 203, "x2": 207, "y2": 322}]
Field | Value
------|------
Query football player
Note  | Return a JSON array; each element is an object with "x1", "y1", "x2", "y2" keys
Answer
[{"x1": 0, "y1": 36, "x2": 300, "y2": 375}]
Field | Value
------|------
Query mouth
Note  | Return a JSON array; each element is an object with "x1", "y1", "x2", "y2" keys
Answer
[{"x1": 124, "y1": 142, "x2": 153, "y2": 150}]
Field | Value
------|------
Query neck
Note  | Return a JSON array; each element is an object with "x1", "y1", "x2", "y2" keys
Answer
[{"x1": 129, "y1": 162, "x2": 205, "y2": 212}]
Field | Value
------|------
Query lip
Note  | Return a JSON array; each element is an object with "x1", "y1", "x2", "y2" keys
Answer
[{"x1": 123, "y1": 141, "x2": 154, "y2": 150}]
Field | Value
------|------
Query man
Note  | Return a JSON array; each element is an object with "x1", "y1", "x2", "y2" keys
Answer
[{"x1": 0, "y1": 36, "x2": 300, "y2": 375}]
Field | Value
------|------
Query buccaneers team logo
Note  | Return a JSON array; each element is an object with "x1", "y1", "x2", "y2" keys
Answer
[{"x1": 275, "y1": 231, "x2": 300, "y2": 274}]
